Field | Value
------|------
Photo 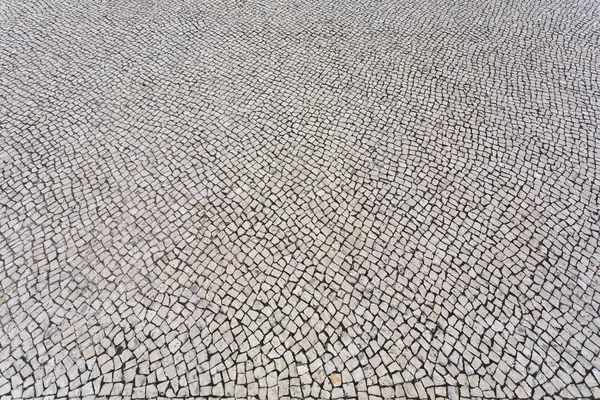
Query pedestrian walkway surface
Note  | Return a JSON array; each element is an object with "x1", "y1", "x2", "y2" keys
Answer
[{"x1": 0, "y1": 0, "x2": 599, "y2": 398}]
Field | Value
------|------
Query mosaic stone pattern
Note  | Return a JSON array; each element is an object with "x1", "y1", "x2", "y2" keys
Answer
[{"x1": 1, "y1": 0, "x2": 599, "y2": 398}]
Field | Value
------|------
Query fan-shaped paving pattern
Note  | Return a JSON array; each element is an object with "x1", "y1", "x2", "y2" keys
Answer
[{"x1": 1, "y1": 0, "x2": 600, "y2": 398}]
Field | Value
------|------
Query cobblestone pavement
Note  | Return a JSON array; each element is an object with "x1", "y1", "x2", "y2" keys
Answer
[{"x1": 1, "y1": 0, "x2": 600, "y2": 397}]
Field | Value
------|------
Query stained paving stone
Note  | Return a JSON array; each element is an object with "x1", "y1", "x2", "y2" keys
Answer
[{"x1": 1, "y1": 0, "x2": 600, "y2": 398}]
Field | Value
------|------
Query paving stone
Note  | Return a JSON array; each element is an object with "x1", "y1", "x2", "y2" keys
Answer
[{"x1": 1, "y1": 0, "x2": 599, "y2": 398}]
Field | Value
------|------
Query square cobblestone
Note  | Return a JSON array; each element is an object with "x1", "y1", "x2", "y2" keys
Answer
[{"x1": 1, "y1": 0, "x2": 599, "y2": 398}]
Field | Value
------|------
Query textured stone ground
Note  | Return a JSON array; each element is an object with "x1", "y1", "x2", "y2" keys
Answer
[{"x1": 1, "y1": 0, "x2": 600, "y2": 398}]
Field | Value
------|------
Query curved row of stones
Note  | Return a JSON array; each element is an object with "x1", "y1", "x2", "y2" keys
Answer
[{"x1": 1, "y1": 0, "x2": 599, "y2": 398}]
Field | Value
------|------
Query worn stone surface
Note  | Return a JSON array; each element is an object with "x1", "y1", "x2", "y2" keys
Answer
[{"x1": 1, "y1": 0, "x2": 599, "y2": 398}]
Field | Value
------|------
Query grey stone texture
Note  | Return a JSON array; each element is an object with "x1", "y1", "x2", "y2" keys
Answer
[{"x1": 0, "y1": 0, "x2": 599, "y2": 398}]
